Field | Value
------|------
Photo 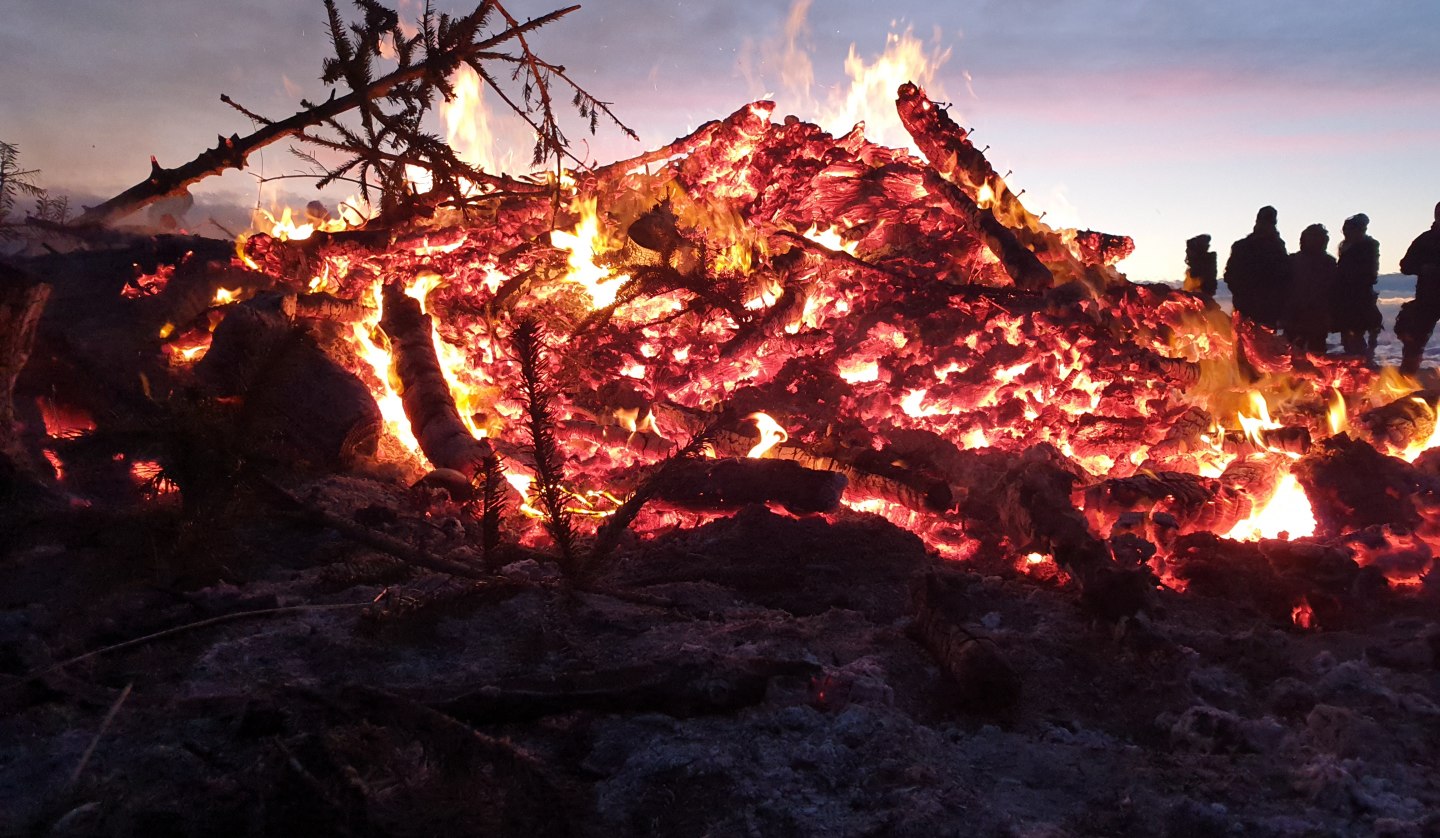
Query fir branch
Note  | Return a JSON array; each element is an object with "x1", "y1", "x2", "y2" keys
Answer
[
  {"x1": 478, "y1": 452, "x2": 507, "y2": 564},
  {"x1": 511, "y1": 317, "x2": 579, "y2": 573}
]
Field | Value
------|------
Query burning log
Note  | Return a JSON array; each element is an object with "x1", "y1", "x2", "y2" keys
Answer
[
  {"x1": 0, "y1": 263, "x2": 51, "y2": 462},
  {"x1": 895, "y1": 83, "x2": 1124, "y2": 288},
  {"x1": 916, "y1": 167, "x2": 1053, "y2": 291},
  {"x1": 196, "y1": 298, "x2": 381, "y2": 467},
  {"x1": 909, "y1": 571, "x2": 1021, "y2": 714},
  {"x1": 378, "y1": 282, "x2": 491, "y2": 475},
  {"x1": 1357, "y1": 390, "x2": 1439, "y2": 454},
  {"x1": 653, "y1": 457, "x2": 847, "y2": 515}
]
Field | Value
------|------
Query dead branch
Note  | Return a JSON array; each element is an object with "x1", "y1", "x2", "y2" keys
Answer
[
  {"x1": 74, "y1": 5, "x2": 580, "y2": 226},
  {"x1": 379, "y1": 281, "x2": 493, "y2": 474}
]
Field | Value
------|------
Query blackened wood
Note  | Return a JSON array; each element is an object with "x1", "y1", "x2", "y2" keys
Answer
[
  {"x1": 996, "y1": 447, "x2": 1155, "y2": 620},
  {"x1": 1293, "y1": 434, "x2": 1436, "y2": 535},
  {"x1": 654, "y1": 457, "x2": 847, "y2": 515},
  {"x1": 197, "y1": 300, "x2": 380, "y2": 467},
  {"x1": 378, "y1": 282, "x2": 491, "y2": 474},
  {"x1": 909, "y1": 572, "x2": 1020, "y2": 714}
]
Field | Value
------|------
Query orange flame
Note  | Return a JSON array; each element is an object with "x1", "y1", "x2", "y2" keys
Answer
[
  {"x1": 551, "y1": 199, "x2": 632, "y2": 309},
  {"x1": 747, "y1": 412, "x2": 789, "y2": 458},
  {"x1": 1225, "y1": 470, "x2": 1316, "y2": 542}
]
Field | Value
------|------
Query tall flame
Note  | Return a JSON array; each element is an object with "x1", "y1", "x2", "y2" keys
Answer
[{"x1": 442, "y1": 63, "x2": 503, "y2": 175}]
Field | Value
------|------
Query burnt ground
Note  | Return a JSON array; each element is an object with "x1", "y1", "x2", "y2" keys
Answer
[{"x1": 2, "y1": 476, "x2": 1438, "y2": 838}]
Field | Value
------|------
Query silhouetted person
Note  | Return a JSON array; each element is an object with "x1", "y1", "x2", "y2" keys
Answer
[
  {"x1": 1183, "y1": 234, "x2": 1217, "y2": 297},
  {"x1": 1224, "y1": 205, "x2": 1291, "y2": 328},
  {"x1": 1332, "y1": 213, "x2": 1381, "y2": 355},
  {"x1": 1282, "y1": 223, "x2": 1338, "y2": 355},
  {"x1": 1395, "y1": 201, "x2": 1440, "y2": 375}
]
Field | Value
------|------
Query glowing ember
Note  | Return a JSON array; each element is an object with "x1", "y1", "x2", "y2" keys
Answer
[
  {"x1": 747, "y1": 412, "x2": 789, "y2": 459},
  {"x1": 1291, "y1": 597, "x2": 1316, "y2": 630},
  {"x1": 837, "y1": 359, "x2": 880, "y2": 384}
]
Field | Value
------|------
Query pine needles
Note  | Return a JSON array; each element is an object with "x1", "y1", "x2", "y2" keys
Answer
[{"x1": 511, "y1": 317, "x2": 580, "y2": 575}]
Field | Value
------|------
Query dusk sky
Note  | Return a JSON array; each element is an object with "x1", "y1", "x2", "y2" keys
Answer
[{"x1": 3, "y1": 0, "x2": 1438, "y2": 282}]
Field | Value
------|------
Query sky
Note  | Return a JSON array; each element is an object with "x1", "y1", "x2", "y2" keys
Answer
[{"x1": 2, "y1": 0, "x2": 1438, "y2": 282}]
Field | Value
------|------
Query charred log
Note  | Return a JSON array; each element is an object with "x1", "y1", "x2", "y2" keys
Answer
[
  {"x1": 653, "y1": 457, "x2": 847, "y2": 515},
  {"x1": 379, "y1": 281, "x2": 492, "y2": 474},
  {"x1": 1293, "y1": 434, "x2": 1437, "y2": 535},
  {"x1": 895, "y1": 83, "x2": 1123, "y2": 288},
  {"x1": 909, "y1": 571, "x2": 1021, "y2": 714},
  {"x1": 0, "y1": 263, "x2": 51, "y2": 461},
  {"x1": 196, "y1": 299, "x2": 381, "y2": 467},
  {"x1": 997, "y1": 446, "x2": 1155, "y2": 620}
]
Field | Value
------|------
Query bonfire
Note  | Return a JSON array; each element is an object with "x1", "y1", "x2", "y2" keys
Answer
[{"x1": 3, "y1": 3, "x2": 1438, "y2": 835}]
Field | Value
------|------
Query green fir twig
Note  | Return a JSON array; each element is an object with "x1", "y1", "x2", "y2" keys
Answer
[{"x1": 511, "y1": 317, "x2": 579, "y2": 575}]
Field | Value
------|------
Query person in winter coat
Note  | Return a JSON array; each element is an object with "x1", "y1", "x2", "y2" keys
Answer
[
  {"x1": 1395, "y1": 202, "x2": 1440, "y2": 375},
  {"x1": 1183, "y1": 234, "x2": 1218, "y2": 298},
  {"x1": 1282, "y1": 223, "x2": 1338, "y2": 355},
  {"x1": 1332, "y1": 213, "x2": 1381, "y2": 355},
  {"x1": 1224, "y1": 205, "x2": 1291, "y2": 328}
]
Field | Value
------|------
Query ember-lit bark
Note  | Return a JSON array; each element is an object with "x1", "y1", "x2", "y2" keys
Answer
[{"x1": 379, "y1": 282, "x2": 492, "y2": 474}]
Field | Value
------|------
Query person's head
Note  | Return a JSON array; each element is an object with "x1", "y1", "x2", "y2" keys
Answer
[
  {"x1": 1343, "y1": 213, "x2": 1369, "y2": 239},
  {"x1": 1256, "y1": 206, "x2": 1279, "y2": 228},
  {"x1": 1433, "y1": 201, "x2": 1440, "y2": 223},
  {"x1": 1186, "y1": 233, "x2": 1211, "y2": 253},
  {"x1": 1300, "y1": 223, "x2": 1328, "y2": 252}
]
